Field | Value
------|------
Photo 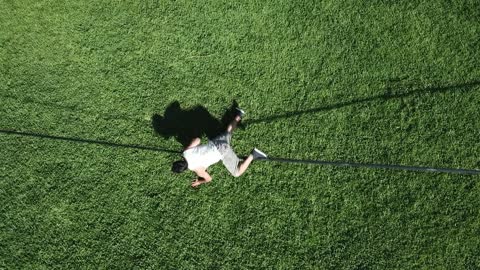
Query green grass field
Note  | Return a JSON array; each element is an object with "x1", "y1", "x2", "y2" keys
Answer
[{"x1": 1, "y1": 0, "x2": 480, "y2": 268}]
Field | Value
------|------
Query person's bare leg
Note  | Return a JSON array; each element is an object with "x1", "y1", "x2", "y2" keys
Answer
[
  {"x1": 235, "y1": 154, "x2": 254, "y2": 177},
  {"x1": 227, "y1": 115, "x2": 241, "y2": 133}
]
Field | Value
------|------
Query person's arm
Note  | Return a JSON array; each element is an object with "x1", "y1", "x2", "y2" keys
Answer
[
  {"x1": 185, "y1": 137, "x2": 201, "y2": 150},
  {"x1": 191, "y1": 169, "x2": 212, "y2": 188}
]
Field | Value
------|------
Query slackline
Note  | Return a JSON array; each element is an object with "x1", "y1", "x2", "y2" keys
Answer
[
  {"x1": 0, "y1": 129, "x2": 181, "y2": 154},
  {"x1": 2, "y1": 129, "x2": 479, "y2": 175},
  {"x1": 261, "y1": 157, "x2": 480, "y2": 175}
]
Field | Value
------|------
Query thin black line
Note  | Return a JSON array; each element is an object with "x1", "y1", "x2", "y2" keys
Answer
[
  {"x1": 245, "y1": 80, "x2": 480, "y2": 125},
  {"x1": 0, "y1": 129, "x2": 182, "y2": 154},
  {"x1": 263, "y1": 157, "x2": 480, "y2": 175},
  {"x1": 3, "y1": 129, "x2": 479, "y2": 175}
]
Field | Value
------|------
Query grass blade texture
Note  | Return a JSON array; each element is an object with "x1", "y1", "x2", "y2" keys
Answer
[{"x1": 1, "y1": 0, "x2": 479, "y2": 269}]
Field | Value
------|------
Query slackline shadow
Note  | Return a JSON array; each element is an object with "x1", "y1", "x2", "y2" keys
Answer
[{"x1": 246, "y1": 80, "x2": 480, "y2": 125}]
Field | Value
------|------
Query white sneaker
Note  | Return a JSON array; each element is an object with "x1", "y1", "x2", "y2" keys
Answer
[
  {"x1": 236, "y1": 108, "x2": 246, "y2": 118},
  {"x1": 251, "y1": 148, "x2": 267, "y2": 160}
]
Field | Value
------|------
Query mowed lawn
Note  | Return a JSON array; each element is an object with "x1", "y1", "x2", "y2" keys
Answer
[{"x1": 1, "y1": 0, "x2": 480, "y2": 268}]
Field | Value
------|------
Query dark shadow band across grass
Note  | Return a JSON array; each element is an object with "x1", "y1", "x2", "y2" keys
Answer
[{"x1": 246, "y1": 80, "x2": 480, "y2": 125}]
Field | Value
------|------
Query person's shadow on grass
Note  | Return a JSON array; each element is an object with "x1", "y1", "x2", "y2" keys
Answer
[{"x1": 151, "y1": 100, "x2": 243, "y2": 148}]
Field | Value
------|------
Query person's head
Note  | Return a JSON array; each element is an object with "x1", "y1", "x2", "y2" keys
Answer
[{"x1": 172, "y1": 159, "x2": 188, "y2": 173}]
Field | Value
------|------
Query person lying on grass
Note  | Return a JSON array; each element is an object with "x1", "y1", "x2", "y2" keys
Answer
[{"x1": 171, "y1": 108, "x2": 267, "y2": 188}]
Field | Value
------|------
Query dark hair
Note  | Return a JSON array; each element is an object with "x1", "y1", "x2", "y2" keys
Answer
[{"x1": 172, "y1": 160, "x2": 188, "y2": 173}]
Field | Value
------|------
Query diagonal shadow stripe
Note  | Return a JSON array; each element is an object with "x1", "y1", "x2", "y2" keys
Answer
[
  {"x1": 245, "y1": 80, "x2": 480, "y2": 125},
  {"x1": 0, "y1": 129, "x2": 182, "y2": 154}
]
